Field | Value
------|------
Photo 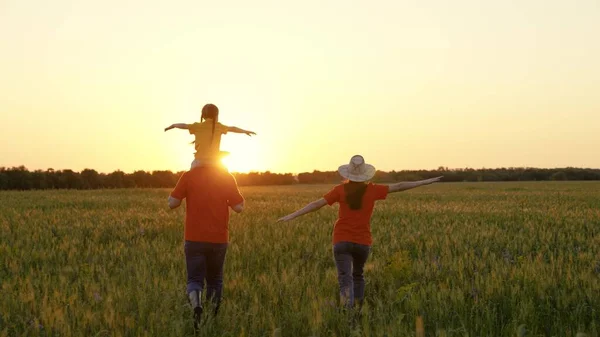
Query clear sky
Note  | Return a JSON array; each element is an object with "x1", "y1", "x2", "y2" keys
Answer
[{"x1": 1, "y1": 0, "x2": 599, "y2": 173}]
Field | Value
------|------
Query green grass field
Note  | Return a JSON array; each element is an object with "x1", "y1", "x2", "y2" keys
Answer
[{"x1": 1, "y1": 182, "x2": 599, "y2": 337}]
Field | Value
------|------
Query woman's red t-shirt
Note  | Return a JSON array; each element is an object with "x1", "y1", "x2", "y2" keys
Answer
[{"x1": 323, "y1": 183, "x2": 388, "y2": 246}]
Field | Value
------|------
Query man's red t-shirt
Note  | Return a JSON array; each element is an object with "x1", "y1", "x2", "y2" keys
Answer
[
  {"x1": 323, "y1": 183, "x2": 388, "y2": 246},
  {"x1": 170, "y1": 167, "x2": 244, "y2": 243}
]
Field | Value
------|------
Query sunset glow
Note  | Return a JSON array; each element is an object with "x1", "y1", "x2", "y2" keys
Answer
[
  {"x1": 1, "y1": 0, "x2": 599, "y2": 173},
  {"x1": 220, "y1": 146, "x2": 261, "y2": 173}
]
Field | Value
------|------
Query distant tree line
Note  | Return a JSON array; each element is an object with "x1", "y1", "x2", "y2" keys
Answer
[
  {"x1": 1, "y1": 166, "x2": 599, "y2": 190},
  {"x1": 297, "y1": 167, "x2": 600, "y2": 184}
]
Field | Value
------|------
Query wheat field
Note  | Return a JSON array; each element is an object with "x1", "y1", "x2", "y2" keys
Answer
[{"x1": 1, "y1": 182, "x2": 599, "y2": 337}]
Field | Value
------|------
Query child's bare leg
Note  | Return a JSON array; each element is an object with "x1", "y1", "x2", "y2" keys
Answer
[{"x1": 190, "y1": 159, "x2": 202, "y2": 169}]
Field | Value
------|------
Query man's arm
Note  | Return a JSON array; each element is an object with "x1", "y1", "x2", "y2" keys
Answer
[
  {"x1": 169, "y1": 172, "x2": 187, "y2": 208},
  {"x1": 227, "y1": 126, "x2": 256, "y2": 136},
  {"x1": 226, "y1": 173, "x2": 245, "y2": 213},
  {"x1": 165, "y1": 123, "x2": 190, "y2": 132},
  {"x1": 388, "y1": 176, "x2": 443, "y2": 193},
  {"x1": 168, "y1": 196, "x2": 182, "y2": 209},
  {"x1": 231, "y1": 201, "x2": 244, "y2": 213}
]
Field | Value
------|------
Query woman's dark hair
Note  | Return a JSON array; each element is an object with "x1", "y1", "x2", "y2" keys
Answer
[
  {"x1": 201, "y1": 104, "x2": 219, "y2": 145},
  {"x1": 344, "y1": 181, "x2": 368, "y2": 210}
]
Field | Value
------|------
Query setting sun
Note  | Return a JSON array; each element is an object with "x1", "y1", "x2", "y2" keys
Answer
[
  {"x1": 220, "y1": 148, "x2": 260, "y2": 173},
  {"x1": 221, "y1": 156, "x2": 245, "y2": 173}
]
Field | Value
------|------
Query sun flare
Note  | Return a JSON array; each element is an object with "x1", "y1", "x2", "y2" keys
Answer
[{"x1": 221, "y1": 152, "x2": 257, "y2": 173}]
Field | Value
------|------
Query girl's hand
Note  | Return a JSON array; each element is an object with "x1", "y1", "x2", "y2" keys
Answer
[
  {"x1": 245, "y1": 131, "x2": 256, "y2": 136},
  {"x1": 164, "y1": 125, "x2": 174, "y2": 132}
]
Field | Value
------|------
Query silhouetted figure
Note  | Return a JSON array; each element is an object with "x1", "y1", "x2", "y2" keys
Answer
[{"x1": 165, "y1": 103, "x2": 256, "y2": 169}]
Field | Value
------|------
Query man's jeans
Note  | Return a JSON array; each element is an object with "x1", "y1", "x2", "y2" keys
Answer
[
  {"x1": 333, "y1": 241, "x2": 371, "y2": 308},
  {"x1": 184, "y1": 241, "x2": 228, "y2": 308}
]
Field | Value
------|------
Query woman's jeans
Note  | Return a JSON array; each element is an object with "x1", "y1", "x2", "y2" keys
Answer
[
  {"x1": 184, "y1": 241, "x2": 228, "y2": 309},
  {"x1": 333, "y1": 241, "x2": 371, "y2": 308}
]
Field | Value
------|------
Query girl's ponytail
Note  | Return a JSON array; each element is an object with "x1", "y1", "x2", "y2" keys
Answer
[{"x1": 201, "y1": 104, "x2": 219, "y2": 146}]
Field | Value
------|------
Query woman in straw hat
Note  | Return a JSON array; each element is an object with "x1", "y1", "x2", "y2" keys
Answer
[{"x1": 278, "y1": 155, "x2": 442, "y2": 309}]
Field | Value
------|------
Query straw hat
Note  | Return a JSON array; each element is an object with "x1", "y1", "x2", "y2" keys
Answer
[{"x1": 338, "y1": 155, "x2": 376, "y2": 182}]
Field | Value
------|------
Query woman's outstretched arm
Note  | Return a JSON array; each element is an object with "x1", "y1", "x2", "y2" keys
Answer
[
  {"x1": 388, "y1": 176, "x2": 443, "y2": 193},
  {"x1": 164, "y1": 123, "x2": 190, "y2": 131},
  {"x1": 278, "y1": 198, "x2": 328, "y2": 222}
]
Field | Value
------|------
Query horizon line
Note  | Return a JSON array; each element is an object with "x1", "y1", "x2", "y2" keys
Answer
[{"x1": 3, "y1": 165, "x2": 600, "y2": 176}]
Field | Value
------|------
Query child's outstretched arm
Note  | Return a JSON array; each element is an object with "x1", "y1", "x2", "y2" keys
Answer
[
  {"x1": 226, "y1": 126, "x2": 256, "y2": 136},
  {"x1": 164, "y1": 123, "x2": 190, "y2": 132}
]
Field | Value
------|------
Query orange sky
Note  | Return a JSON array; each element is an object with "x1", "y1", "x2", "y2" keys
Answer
[{"x1": 1, "y1": 0, "x2": 599, "y2": 173}]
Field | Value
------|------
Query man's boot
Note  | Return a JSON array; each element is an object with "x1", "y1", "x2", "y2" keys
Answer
[
  {"x1": 188, "y1": 290, "x2": 203, "y2": 332},
  {"x1": 213, "y1": 301, "x2": 221, "y2": 317},
  {"x1": 353, "y1": 299, "x2": 364, "y2": 324}
]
